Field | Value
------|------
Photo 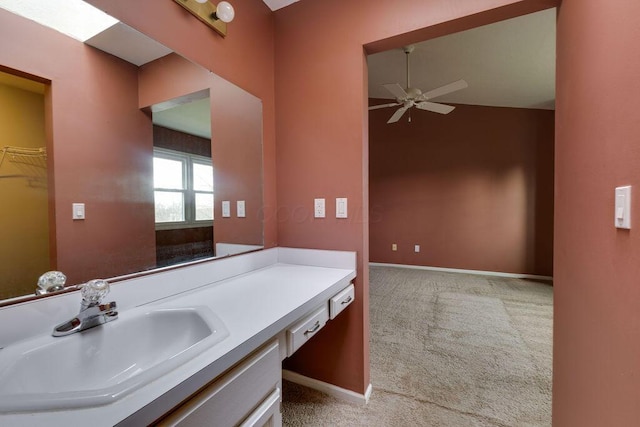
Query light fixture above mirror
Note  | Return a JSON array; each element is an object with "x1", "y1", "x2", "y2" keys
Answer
[{"x1": 173, "y1": 0, "x2": 235, "y2": 37}]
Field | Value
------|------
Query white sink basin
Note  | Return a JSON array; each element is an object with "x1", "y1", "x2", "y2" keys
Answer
[{"x1": 0, "y1": 306, "x2": 229, "y2": 412}]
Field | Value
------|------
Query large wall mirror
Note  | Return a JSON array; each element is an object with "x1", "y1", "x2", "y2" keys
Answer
[{"x1": 0, "y1": 4, "x2": 264, "y2": 304}]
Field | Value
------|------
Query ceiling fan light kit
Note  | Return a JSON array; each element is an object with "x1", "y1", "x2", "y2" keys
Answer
[{"x1": 369, "y1": 45, "x2": 468, "y2": 124}]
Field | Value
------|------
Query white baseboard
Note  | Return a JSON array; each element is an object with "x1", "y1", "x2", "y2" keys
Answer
[
  {"x1": 282, "y1": 369, "x2": 372, "y2": 405},
  {"x1": 369, "y1": 262, "x2": 553, "y2": 281}
]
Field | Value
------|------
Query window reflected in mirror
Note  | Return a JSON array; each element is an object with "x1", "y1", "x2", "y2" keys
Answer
[{"x1": 153, "y1": 148, "x2": 214, "y2": 225}]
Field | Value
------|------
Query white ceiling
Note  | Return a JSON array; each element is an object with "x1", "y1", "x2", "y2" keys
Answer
[
  {"x1": 84, "y1": 22, "x2": 172, "y2": 67},
  {"x1": 153, "y1": 97, "x2": 212, "y2": 139},
  {"x1": 262, "y1": 0, "x2": 300, "y2": 11},
  {"x1": 368, "y1": 8, "x2": 556, "y2": 110},
  {"x1": 0, "y1": 0, "x2": 118, "y2": 41}
]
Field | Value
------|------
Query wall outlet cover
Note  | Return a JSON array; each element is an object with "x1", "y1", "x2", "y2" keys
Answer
[
  {"x1": 222, "y1": 201, "x2": 231, "y2": 218},
  {"x1": 314, "y1": 198, "x2": 325, "y2": 218}
]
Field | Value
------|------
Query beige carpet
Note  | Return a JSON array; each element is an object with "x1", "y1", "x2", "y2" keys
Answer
[{"x1": 282, "y1": 266, "x2": 553, "y2": 426}]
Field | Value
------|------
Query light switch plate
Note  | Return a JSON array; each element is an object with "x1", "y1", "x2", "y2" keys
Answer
[
  {"x1": 72, "y1": 203, "x2": 85, "y2": 220},
  {"x1": 336, "y1": 198, "x2": 348, "y2": 218},
  {"x1": 237, "y1": 200, "x2": 246, "y2": 218},
  {"x1": 222, "y1": 201, "x2": 231, "y2": 218},
  {"x1": 615, "y1": 186, "x2": 631, "y2": 229},
  {"x1": 314, "y1": 198, "x2": 325, "y2": 218}
]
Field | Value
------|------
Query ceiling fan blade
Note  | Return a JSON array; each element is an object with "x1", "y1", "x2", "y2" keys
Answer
[
  {"x1": 420, "y1": 79, "x2": 468, "y2": 100},
  {"x1": 368, "y1": 102, "x2": 401, "y2": 111},
  {"x1": 387, "y1": 107, "x2": 409, "y2": 123},
  {"x1": 415, "y1": 101, "x2": 455, "y2": 114},
  {"x1": 383, "y1": 83, "x2": 409, "y2": 101}
]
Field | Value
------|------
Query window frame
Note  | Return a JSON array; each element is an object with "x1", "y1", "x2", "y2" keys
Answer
[{"x1": 153, "y1": 147, "x2": 213, "y2": 230}]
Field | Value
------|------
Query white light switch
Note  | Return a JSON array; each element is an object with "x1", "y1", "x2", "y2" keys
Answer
[
  {"x1": 237, "y1": 200, "x2": 246, "y2": 218},
  {"x1": 336, "y1": 198, "x2": 348, "y2": 218},
  {"x1": 72, "y1": 203, "x2": 85, "y2": 220},
  {"x1": 222, "y1": 201, "x2": 231, "y2": 218},
  {"x1": 314, "y1": 198, "x2": 325, "y2": 218},
  {"x1": 615, "y1": 186, "x2": 631, "y2": 229}
]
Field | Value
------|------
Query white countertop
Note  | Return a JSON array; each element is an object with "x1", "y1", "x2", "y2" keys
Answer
[{"x1": 0, "y1": 248, "x2": 356, "y2": 426}]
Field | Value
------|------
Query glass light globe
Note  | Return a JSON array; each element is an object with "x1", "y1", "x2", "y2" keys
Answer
[
  {"x1": 216, "y1": 1, "x2": 235, "y2": 23},
  {"x1": 194, "y1": 0, "x2": 209, "y2": 4}
]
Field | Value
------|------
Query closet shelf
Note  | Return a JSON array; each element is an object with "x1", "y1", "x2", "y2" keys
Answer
[{"x1": 0, "y1": 146, "x2": 48, "y2": 185}]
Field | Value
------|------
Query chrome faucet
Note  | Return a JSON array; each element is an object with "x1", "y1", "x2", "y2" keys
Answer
[{"x1": 52, "y1": 279, "x2": 118, "y2": 337}]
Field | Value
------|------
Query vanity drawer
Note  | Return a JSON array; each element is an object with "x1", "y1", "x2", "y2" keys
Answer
[
  {"x1": 286, "y1": 305, "x2": 329, "y2": 357},
  {"x1": 159, "y1": 340, "x2": 280, "y2": 427},
  {"x1": 239, "y1": 387, "x2": 282, "y2": 427},
  {"x1": 329, "y1": 283, "x2": 355, "y2": 320}
]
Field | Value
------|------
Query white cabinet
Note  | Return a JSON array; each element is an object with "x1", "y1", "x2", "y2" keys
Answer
[
  {"x1": 158, "y1": 283, "x2": 356, "y2": 427},
  {"x1": 159, "y1": 340, "x2": 281, "y2": 427}
]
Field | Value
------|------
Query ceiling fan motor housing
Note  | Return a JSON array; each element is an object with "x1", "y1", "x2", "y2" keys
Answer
[{"x1": 405, "y1": 87, "x2": 422, "y2": 99}]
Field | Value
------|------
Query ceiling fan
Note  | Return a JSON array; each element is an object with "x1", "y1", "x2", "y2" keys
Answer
[{"x1": 369, "y1": 45, "x2": 468, "y2": 124}]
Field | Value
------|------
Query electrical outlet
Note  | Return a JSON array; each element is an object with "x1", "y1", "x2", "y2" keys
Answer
[
  {"x1": 392, "y1": 243, "x2": 397, "y2": 251},
  {"x1": 415, "y1": 245, "x2": 420, "y2": 253},
  {"x1": 314, "y1": 198, "x2": 325, "y2": 218},
  {"x1": 222, "y1": 201, "x2": 231, "y2": 218}
]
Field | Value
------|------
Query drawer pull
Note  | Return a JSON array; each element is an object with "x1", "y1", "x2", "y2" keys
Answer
[
  {"x1": 304, "y1": 321, "x2": 321, "y2": 335},
  {"x1": 341, "y1": 296, "x2": 353, "y2": 305}
]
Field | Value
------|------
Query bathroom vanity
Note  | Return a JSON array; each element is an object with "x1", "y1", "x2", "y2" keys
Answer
[{"x1": 0, "y1": 248, "x2": 356, "y2": 426}]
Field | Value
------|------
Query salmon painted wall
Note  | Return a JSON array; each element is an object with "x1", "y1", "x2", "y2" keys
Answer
[
  {"x1": 209, "y1": 77, "x2": 264, "y2": 247},
  {"x1": 370, "y1": 103, "x2": 554, "y2": 277},
  {"x1": 554, "y1": 1, "x2": 640, "y2": 425},
  {"x1": 0, "y1": 10, "x2": 156, "y2": 286},
  {"x1": 0, "y1": 82, "x2": 49, "y2": 299},
  {"x1": 139, "y1": 53, "x2": 264, "y2": 248},
  {"x1": 89, "y1": 0, "x2": 277, "y2": 249},
  {"x1": 275, "y1": 0, "x2": 557, "y2": 394}
]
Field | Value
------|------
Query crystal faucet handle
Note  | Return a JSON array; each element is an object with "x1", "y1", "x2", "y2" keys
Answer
[
  {"x1": 80, "y1": 279, "x2": 110, "y2": 303},
  {"x1": 37, "y1": 271, "x2": 67, "y2": 294}
]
